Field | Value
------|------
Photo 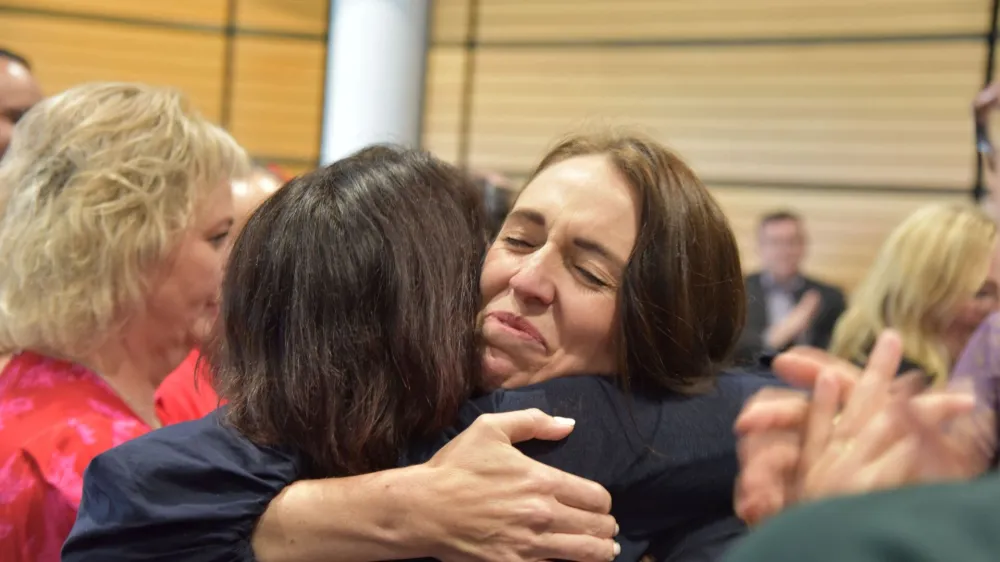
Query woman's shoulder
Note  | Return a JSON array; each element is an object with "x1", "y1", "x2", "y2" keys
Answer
[
  {"x1": 102, "y1": 410, "x2": 300, "y2": 479},
  {"x1": 980, "y1": 311, "x2": 1000, "y2": 334},
  {"x1": 0, "y1": 351, "x2": 147, "y2": 421},
  {"x1": 959, "y1": 312, "x2": 1000, "y2": 358},
  {"x1": 482, "y1": 374, "x2": 764, "y2": 544},
  {"x1": 0, "y1": 352, "x2": 161, "y2": 479},
  {"x1": 66, "y1": 411, "x2": 302, "y2": 562},
  {"x1": 713, "y1": 369, "x2": 783, "y2": 400},
  {"x1": 479, "y1": 371, "x2": 778, "y2": 420}
]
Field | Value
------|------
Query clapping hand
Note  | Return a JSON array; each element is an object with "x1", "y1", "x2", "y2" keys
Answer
[{"x1": 734, "y1": 331, "x2": 980, "y2": 527}]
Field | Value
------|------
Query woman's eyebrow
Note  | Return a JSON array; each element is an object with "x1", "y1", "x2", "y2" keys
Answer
[
  {"x1": 573, "y1": 237, "x2": 625, "y2": 269},
  {"x1": 507, "y1": 208, "x2": 545, "y2": 227}
]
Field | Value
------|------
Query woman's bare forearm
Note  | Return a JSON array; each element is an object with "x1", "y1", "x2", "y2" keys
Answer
[{"x1": 252, "y1": 466, "x2": 435, "y2": 562}]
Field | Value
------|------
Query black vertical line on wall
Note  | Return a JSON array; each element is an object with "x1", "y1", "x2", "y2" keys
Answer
[
  {"x1": 456, "y1": 0, "x2": 480, "y2": 169},
  {"x1": 319, "y1": 0, "x2": 337, "y2": 165},
  {"x1": 317, "y1": 0, "x2": 334, "y2": 165},
  {"x1": 415, "y1": 3, "x2": 432, "y2": 150},
  {"x1": 975, "y1": 0, "x2": 1000, "y2": 201},
  {"x1": 220, "y1": 0, "x2": 239, "y2": 129}
]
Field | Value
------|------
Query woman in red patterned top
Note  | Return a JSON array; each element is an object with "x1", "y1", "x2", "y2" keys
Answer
[{"x1": 0, "y1": 82, "x2": 249, "y2": 561}]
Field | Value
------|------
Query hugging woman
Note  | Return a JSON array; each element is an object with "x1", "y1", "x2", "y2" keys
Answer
[{"x1": 64, "y1": 134, "x2": 774, "y2": 562}]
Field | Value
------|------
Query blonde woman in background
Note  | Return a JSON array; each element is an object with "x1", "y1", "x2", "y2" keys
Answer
[
  {"x1": 721, "y1": 80, "x2": 1000, "y2": 562},
  {"x1": 0, "y1": 164, "x2": 282, "y2": 426},
  {"x1": 0, "y1": 82, "x2": 250, "y2": 561},
  {"x1": 733, "y1": 203, "x2": 1000, "y2": 527},
  {"x1": 829, "y1": 203, "x2": 1000, "y2": 386}
]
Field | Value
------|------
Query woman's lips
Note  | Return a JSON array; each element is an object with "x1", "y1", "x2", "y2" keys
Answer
[{"x1": 486, "y1": 311, "x2": 547, "y2": 349}]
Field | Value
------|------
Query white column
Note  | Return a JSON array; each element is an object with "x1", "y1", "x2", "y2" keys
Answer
[{"x1": 320, "y1": 0, "x2": 430, "y2": 164}]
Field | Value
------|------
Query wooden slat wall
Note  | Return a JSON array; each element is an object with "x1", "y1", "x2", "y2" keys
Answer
[
  {"x1": 0, "y1": 13, "x2": 226, "y2": 121},
  {"x1": 230, "y1": 36, "x2": 325, "y2": 163},
  {"x1": 424, "y1": 48, "x2": 468, "y2": 164},
  {"x1": 717, "y1": 189, "x2": 966, "y2": 289},
  {"x1": 0, "y1": 0, "x2": 226, "y2": 26},
  {"x1": 424, "y1": 0, "x2": 993, "y2": 291},
  {"x1": 477, "y1": 0, "x2": 990, "y2": 41},
  {"x1": 236, "y1": 0, "x2": 327, "y2": 34},
  {"x1": 0, "y1": 0, "x2": 326, "y2": 175}
]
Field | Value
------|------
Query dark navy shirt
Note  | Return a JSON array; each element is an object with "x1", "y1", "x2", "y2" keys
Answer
[{"x1": 63, "y1": 372, "x2": 775, "y2": 562}]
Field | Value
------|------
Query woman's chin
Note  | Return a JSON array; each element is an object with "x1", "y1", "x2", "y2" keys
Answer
[{"x1": 481, "y1": 347, "x2": 516, "y2": 390}]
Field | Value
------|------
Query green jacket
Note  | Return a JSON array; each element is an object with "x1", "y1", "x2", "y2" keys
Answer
[{"x1": 725, "y1": 476, "x2": 1000, "y2": 562}]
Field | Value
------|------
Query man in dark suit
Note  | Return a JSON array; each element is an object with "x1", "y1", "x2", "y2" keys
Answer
[{"x1": 736, "y1": 211, "x2": 846, "y2": 366}]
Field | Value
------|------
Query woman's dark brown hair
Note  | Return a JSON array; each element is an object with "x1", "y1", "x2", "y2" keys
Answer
[
  {"x1": 210, "y1": 145, "x2": 488, "y2": 478},
  {"x1": 528, "y1": 132, "x2": 746, "y2": 394},
  {"x1": 471, "y1": 172, "x2": 515, "y2": 240}
]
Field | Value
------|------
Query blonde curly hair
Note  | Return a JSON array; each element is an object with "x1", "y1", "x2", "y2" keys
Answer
[
  {"x1": 0, "y1": 82, "x2": 250, "y2": 356},
  {"x1": 830, "y1": 203, "x2": 998, "y2": 385}
]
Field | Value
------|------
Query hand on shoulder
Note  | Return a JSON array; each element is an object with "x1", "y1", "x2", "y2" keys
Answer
[{"x1": 409, "y1": 409, "x2": 620, "y2": 562}]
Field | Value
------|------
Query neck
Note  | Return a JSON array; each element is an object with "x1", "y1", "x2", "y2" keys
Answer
[
  {"x1": 767, "y1": 271, "x2": 799, "y2": 285},
  {"x1": 75, "y1": 333, "x2": 178, "y2": 429},
  {"x1": 941, "y1": 331, "x2": 972, "y2": 371}
]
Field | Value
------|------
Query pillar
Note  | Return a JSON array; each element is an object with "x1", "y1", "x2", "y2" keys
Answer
[{"x1": 320, "y1": 0, "x2": 431, "y2": 164}]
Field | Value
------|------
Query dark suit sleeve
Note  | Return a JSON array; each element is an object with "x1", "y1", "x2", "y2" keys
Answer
[
  {"x1": 734, "y1": 329, "x2": 766, "y2": 366},
  {"x1": 810, "y1": 284, "x2": 846, "y2": 351},
  {"x1": 734, "y1": 275, "x2": 769, "y2": 365},
  {"x1": 63, "y1": 414, "x2": 301, "y2": 562},
  {"x1": 724, "y1": 476, "x2": 1000, "y2": 562}
]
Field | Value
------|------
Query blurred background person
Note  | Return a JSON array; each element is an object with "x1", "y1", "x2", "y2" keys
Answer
[
  {"x1": 471, "y1": 169, "x2": 516, "y2": 240},
  {"x1": 155, "y1": 163, "x2": 520, "y2": 426},
  {"x1": 154, "y1": 163, "x2": 282, "y2": 426},
  {"x1": 732, "y1": 206, "x2": 1000, "y2": 531},
  {"x1": 0, "y1": 81, "x2": 249, "y2": 562},
  {"x1": 736, "y1": 211, "x2": 846, "y2": 366},
  {"x1": 0, "y1": 47, "x2": 41, "y2": 161},
  {"x1": 830, "y1": 203, "x2": 999, "y2": 386},
  {"x1": 974, "y1": 80, "x2": 1000, "y2": 220},
  {"x1": 724, "y1": 335, "x2": 990, "y2": 562}
]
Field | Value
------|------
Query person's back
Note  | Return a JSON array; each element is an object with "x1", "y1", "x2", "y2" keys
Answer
[{"x1": 441, "y1": 373, "x2": 769, "y2": 561}]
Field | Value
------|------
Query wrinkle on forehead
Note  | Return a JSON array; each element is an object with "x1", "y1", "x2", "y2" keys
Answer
[{"x1": 516, "y1": 154, "x2": 639, "y2": 262}]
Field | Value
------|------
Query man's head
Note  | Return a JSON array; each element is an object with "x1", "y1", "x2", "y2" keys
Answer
[
  {"x1": 757, "y1": 210, "x2": 807, "y2": 282},
  {"x1": 0, "y1": 48, "x2": 43, "y2": 160},
  {"x1": 231, "y1": 165, "x2": 283, "y2": 235}
]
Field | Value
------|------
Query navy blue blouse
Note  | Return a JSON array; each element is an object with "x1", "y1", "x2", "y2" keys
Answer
[{"x1": 63, "y1": 373, "x2": 775, "y2": 562}]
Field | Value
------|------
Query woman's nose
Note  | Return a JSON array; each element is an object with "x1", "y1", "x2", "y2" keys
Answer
[{"x1": 509, "y1": 253, "x2": 556, "y2": 307}]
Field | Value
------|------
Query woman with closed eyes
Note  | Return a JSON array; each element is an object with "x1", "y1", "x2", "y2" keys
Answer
[{"x1": 65, "y1": 133, "x2": 775, "y2": 562}]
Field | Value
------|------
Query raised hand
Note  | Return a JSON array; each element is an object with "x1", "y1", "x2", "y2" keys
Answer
[
  {"x1": 764, "y1": 290, "x2": 822, "y2": 350},
  {"x1": 794, "y1": 332, "x2": 976, "y2": 501}
]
